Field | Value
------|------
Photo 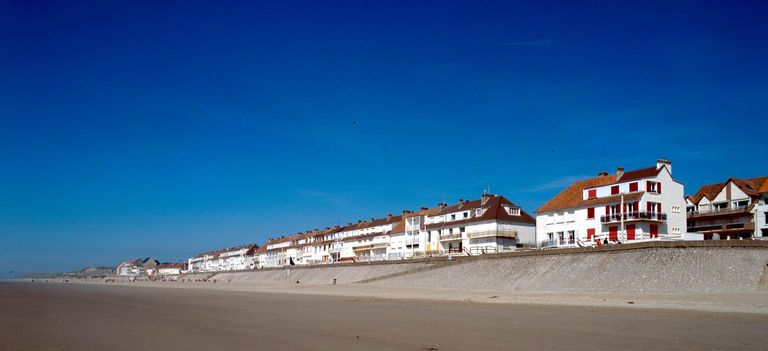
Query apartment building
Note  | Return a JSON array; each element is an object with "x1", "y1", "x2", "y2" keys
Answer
[
  {"x1": 187, "y1": 244, "x2": 259, "y2": 273},
  {"x1": 116, "y1": 258, "x2": 159, "y2": 276},
  {"x1": 157, "y1": 263, "x2": 187, "y2": 276},
  {"x1": 423, "y1": 194, "x2": 536, "y2": 255},
  {"x1": 536, "y1": 160, "x2": 686, "y2": 246},
  {"x1": 686, "y1": 176, "x2": 768, "y2": 239}
]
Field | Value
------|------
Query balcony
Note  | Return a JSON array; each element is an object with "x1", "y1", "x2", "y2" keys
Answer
[
  {"x1": 328, "y1": 247, "x2": 343, "y2": 254},
  {"x1": 600, "y1": 211, "x2": 666, "y2": 223},
  {"x1": 688, "y1": 222, "x2": 754, "y2": 233},
  {"x1": 405, "y1": 237, "x2": 419, "y2": 245},
  {"x1": 371, "y1": 242, "x2": 389, "y2": 249},
  {"x1": 439, "y1": 233, "x2": 463, "y2": 241},
  {"x1": 467, "y1": 230, "x2": 518, "y2": 240},
  {"x1": 687, "y1": 206, "x2": 749, "y2": 219},
  {"x1": 353, "y1": 244, "x2": 373, "y2": 251}
]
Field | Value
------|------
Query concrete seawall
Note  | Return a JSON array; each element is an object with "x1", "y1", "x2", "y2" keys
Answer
[
  {"x1": 367, "y1": 247, "x2": 768, "y2": 293},
  {"x1": 194, "y1": 242, "x2": 768, "y2": 293},
  {"x1": 212, "y1": 262, "x2": 435, "y2": 285}
]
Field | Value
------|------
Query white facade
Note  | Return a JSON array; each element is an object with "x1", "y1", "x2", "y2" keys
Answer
[
  {"x1": 188, "y1": 245, "x2": 258, "y2": 272},
  {"x1": 536, "y1": 161, "x2": 686, "y2": 246}
]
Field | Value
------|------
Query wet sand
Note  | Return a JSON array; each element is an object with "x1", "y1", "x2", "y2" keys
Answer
[{"x1": 2, "y1": 282, "x2": 768, "y2": 351}]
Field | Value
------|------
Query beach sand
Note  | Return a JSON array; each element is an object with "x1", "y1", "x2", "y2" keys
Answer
[{"x1": 2, "y1": 281, "x2": 768, "y2": 350}]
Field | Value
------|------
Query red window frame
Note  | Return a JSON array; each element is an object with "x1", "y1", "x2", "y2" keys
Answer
[
  {"x1": 629, "y1": 182, "x2": 638, "y2": 192},
  {"x1": 588, "y1": 189, "x2": 596, "y2": 199},
  {"x1": 587, "y1": 207, "x2": 595, "y2": 219},
  {"x1": 611, "y1": 185, "x2": 619, "y2": 195},
  {"x1": 587, "y1": 228, "x2": 595, "y2": 240}
]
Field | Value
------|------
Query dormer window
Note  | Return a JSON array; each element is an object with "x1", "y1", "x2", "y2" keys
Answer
[
  {"x1": 505, "y1": 206, "x2": 520, "y2": 216},
  {"x1": 587, "y1": 189, "x2": 597, "y2": 199},
  {"x1": 475, "y1": 208, "x2": 483, "y2": 216},
  {"x1": 463, "y1": 212, "x2": 468, "y2": 218}
]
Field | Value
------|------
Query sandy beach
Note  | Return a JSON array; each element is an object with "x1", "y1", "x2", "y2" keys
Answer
[{"x1": 3, "y1": 281, "x2": 768, "y2": 351}]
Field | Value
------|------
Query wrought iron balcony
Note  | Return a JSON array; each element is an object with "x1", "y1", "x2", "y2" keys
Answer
[{"x1": 600, "y1": 211, "x2": 666, "y2": 223}]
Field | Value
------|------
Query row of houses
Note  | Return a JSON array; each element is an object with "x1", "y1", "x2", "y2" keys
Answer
[
  {"x1": 115, "y1": 258, "x2": 188, "y2": 277},
  {"x1": 117, "y1": 159, "x2": 768, "y2": 275},
  {"x1": 248, "y1": 193, "x2": 538, "y2": 271}
]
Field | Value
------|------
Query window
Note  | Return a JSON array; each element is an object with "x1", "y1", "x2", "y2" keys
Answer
[
  {"x1": 587, "y1": 207, "x2": 595, "y2": 219},
  {"x1": 463, "y1": 212, "x2": 468, "y2": 218},
  {"x1": 611, "y1": 185, "x2": 619, "y2": 195},
  {"x1": 588, "y1": 189, "x2": 597, "y2": 199},
  {"x1": 451, "y1": 214, "x2": 456, "y2": 220},
  {"x1": 475, "y1": 209, "x2": 483, "y2": 216},
  {"x1": 671, "y1": 205, "x2": 681, "y2": 213},
  {"x1": 733, "y1": 200, "x2": 749, "y2": 209},
  {"x1": 647, "y1": 181, "x2": 660, "y2": 194},
  {"x1": 672, "y1": 227, "x2": 681, "y2": 234},
  {"x1": 507, "y1": 207, "x2": 521, "y2": 216},
  {"x1": 629, "y1": 182, "x2": 638, "y2": 192},
  {"x1": 460, "y1": 227, "x2": 465, "y2": 233}
]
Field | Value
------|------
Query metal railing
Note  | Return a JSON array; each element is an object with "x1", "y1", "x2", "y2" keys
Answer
[
  {"x1": 439, "y1": 233, "x2": 463, "y2": 241},
  {"x1": 467, "y1": 230, "x2": 518, "y2": 239},
  {"x1": 600, "y1": 212, "x2": 667, "y2": 223},
  {"x1": 687, "y1": 206, "x2": 749, "y2": 218},
  {"x1": 467, "y1": 246, "x2": 499, "y2": 255}
]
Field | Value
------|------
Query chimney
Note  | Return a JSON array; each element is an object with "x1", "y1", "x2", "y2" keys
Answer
[
  {"x1": 458, "y1": 198, "x2": 463, "y2": 204},
  {"x1": 387, "y1": 213, "x2": 392, "y2": 220},
  {"x1": 597, "y1": 171, "x2": 609, "y2": 177},
  {"x1": 420, "y1": 206, "x2": 428, "y2": 211},
  {"x1": 616, "y1": 166, "x2": 624, "y2": 180},
  {"x1": 358, "y1": 220, "x2": 363, "y2": 223},
  {"x1": 481, "y1": 192, "x2": 491, "y2": 205},
  {"x1": 657, "y1": 159, "x2": 671, "y2": 174},
  {"x1": 348, "y1": 222, "x2": 353, "y2": 226},
  {"x1": 402, "y1": 209, "x2": 411, "y2": 217},
  {"x1": 438, "y1": 202, "x2": 448, "y2": 209}
]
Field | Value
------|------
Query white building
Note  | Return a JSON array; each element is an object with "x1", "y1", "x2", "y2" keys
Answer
[
  {"x1": 187, "y1": 244, "x2": 259, "y2": 272},
  {"x1": 536, "y1": 160, "x2": 686, "y2": 246},
  {"x1": 252, "y1": 193, "x2": 533, "y2": 267},
  {"x1": 157, "y1": 263, "x2": 187, "y2": 276},
  {"x1": 686, "y1": 176, "x2": 768, "y2": 239},
  {"x1": 423, "y1": 194, "x2": 537, "y2": 255},
  {"x1": 116, "y1": 258, "x2": 158, "y2": 276}
]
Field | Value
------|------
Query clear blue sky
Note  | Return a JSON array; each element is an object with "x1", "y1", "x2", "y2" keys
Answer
[{"x1": 1, "y1": 1, "x2": 766, "y2": 276}]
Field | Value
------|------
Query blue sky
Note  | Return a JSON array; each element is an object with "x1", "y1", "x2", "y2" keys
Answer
[{"x1": 1, "y1": 1, "x2": 766, "y2": 276}]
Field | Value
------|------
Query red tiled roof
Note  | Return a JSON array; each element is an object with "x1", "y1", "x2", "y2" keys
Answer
[
  {"x1": 536, "y1": 165, "x2": 663, "y2": 214},
  {"x1": 424, "y1": 195, "x2": 535, "y2": 230},
  {"x1": 687, "y1": 176, "x2": 768, "y2": 205}
]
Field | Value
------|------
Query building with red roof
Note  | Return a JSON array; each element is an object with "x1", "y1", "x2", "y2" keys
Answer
[{"x1": 535, "y1": 160, "x2": 686, "y2": 246}]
